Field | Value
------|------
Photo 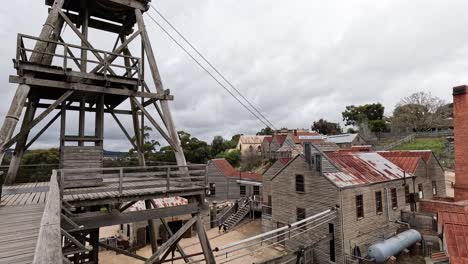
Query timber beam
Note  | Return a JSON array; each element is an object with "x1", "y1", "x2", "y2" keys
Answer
[
  {"x1": 36, "y1": 103, "x2": 133, "y2": 115},
  {"x1": 99, "y1": 242, "x2": 148, "y2": 261},
  {"x1": 61, "y1": 11, "x2": 133, "y2": 35},
  {"x1": 69, "y1": 203, "x2": 199, "y2": 230},
  {"x1": 10, "y1": 76, "x2": 173, "y2": 100}
]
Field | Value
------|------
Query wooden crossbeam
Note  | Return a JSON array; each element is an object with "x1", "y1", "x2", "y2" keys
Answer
[
  {"x1": 119, "y1": 201, "x2": 137, "y2": 212},
  {"x1": 2, "y1": 90, "x2": 73, "y2": 151},
  {"x1": 131, "y1": 97, "x2": 177, "y2": 150},
  {"x1": 71, "y1": 203, "x2": 199, "y2": 230},
  {"x1": 90, "y1": 29, "x2": 141, "y2": 74},
  {"x1": 58, "y1": 37, "x2": 81, "y2": 69},
  {"x1": 58, "y1": 10, "x2": 118, "y2": 76},
  {"x1": 106, "y1": 105, "x2": 138, "y2": 150},
  {"x1": 36, "y1": 102, "x2": 133, "y2": 115},
  {"x1": 145, "y1": 216, "x2": 198, "y2": 264},
  {"x1": 10, "y1": 76, "x2": 173, "y2": 100}
]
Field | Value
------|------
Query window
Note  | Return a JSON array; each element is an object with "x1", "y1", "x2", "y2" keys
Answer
[
  {"x1": 391, "y1": 188, "x2": 398, "y2": 209},
  {"x1": 329, "y1": 223, "x2": 336, "y2": 262},
  {"x1": 253, "y1": 185, "x2": 260, "y2": 196},
  {"x1": 405, "y1": 185, "x2": 411, "y2": 205},
  {"x1": 418, "y1": 184, "x2": 424, "y2": 199},
  {"x1": 315, "y1": 155, "x2": 322, "y2": 173},
  {"x1": 240, "y1": 185, "x2": 246, "y2": 196},
  {"x1": 297, "y1": 207, "x2": 306, "y2": 229},
  {"x1": 432, "y1": 181, "x2": 437, "y2": 195},
  {"x1": 296, "y1": 175, "x2": 305, "y2": 192},
  {"x1": 209, "y1": 183, "x2": 216, "y2": 196},
  {"x1": 356, "y1": 195, "x2": 364, "y2": 218},
  {"x1": 375, "y1": 191, "x2": 383, "y2": 214}
]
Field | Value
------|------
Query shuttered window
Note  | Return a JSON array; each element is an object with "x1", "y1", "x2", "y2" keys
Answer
[
  {"x1": 356, "y1": 194, "x2": 364, "y2": 218},
  {"x1": 253, "y1": 186, "x2": 260, "y2": 196}
]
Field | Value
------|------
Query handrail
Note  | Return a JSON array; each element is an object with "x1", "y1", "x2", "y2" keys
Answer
[
  {"x1": 32, "y1": 170, "x2": 63, "y2": 264},
  {"x1": 57, "y1": 164, "x2": 206, "y2": 173}
]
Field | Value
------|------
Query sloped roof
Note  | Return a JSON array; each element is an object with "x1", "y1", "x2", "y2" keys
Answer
[
  {"x1": 378, "y1": 150, "x2": 432, "y2": 162},
  {"x1": 439, "y1": 211, "x2": 468, "y2": 226},
  {"x1": 277, "y1": 142, "x2": 339, "y2": 153},
  {"x1": 263, "y1": 136, "x2": 273, "y2": 144},
  {"x1": 273, "y1": 135, "x2": 287, "y2": 145},
  {"x1": 444, "y1": 224, "x2": 468, "y2": 262},
  {"x1": 326, "y1": 133, "x2": 359, "y2": 144},
  {"x1": 324, "y1": 152, "x2": 408, "y2": 188},
  {"x1": 129, "y1": 197, "x2": 188, "y2": 211},
  {"x1": 238, "y1": 135, "x2": 267, "y2": 144},
  {"x1": 278, "y1": 157, "x2": 292, "y2": 165},
  {"x1": 377, "y1": 150, "x2": 433, "y2": 174},
  {"x1": 211, "y1": 158, "x2": 262, "y2": 182}
]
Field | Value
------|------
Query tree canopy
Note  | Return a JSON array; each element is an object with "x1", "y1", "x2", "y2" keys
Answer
[
  {"x1": 342, "y1": 103, "x2": 384, "y2": 126},
  {"x1": 311, "y1": 119, "x2": 341, "y2": 135},
  {"x1": 392, "y1": 92, "x2": 447, "y2": 132},
  {"x1": 256, "y1": 127, "x2": 274, "y2": 135}
]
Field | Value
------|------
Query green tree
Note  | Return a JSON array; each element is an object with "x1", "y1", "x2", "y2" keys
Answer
[
  {"x1": 342, "y1": 103, "x2": 385, "y2": 126},
  {"x1": 216, "y1": 149, "x2": 241, "y2": 167},
  {"x1": 211, "y1": 136, "x2": 226, "y2": 157},
  {"x1": 178, "y1": 131, "x2": 212, "y2": 164},
  {"x1": 256, "y1": 127, "x2": 274, "y2": 135},
  {"x1": 312, "y1": 119, "x2": 341, "y2": 135},
  {"x1": 224, "y1": 134, "x2": 241, "y2": 149}
]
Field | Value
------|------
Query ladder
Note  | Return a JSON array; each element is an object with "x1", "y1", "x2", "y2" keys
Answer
[{"x1": 222, "y1": 197, "x2": 251, "y2": 231}]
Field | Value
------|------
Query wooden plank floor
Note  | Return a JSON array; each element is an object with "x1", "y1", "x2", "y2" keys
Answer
[
  {"x1": 0, "y1": 203, "x2": 45, "y2": 264},
  {"x1": 1, "y1": 182, "x2": 49, "y2": 206}
]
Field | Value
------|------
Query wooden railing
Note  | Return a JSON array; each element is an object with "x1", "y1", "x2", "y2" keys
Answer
[
  {"x1": 32, "y1": 170, "x2": 63, "y2": 264},
  {"x1": 58, "y1": 164, "x2": 207, "y2": 197}
]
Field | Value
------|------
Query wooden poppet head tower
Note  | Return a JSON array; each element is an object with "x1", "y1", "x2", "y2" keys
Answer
[
  {"x1": 0, "y1": 1, "x2": 217, "y2": 263},
  {"x1": 0, "y1": 0, "x2": 186, "y2": 184}
]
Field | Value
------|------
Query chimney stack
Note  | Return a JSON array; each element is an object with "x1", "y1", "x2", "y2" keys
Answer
[{"x1": 453, "y1": 85, "x2": 468, "y2": 201}]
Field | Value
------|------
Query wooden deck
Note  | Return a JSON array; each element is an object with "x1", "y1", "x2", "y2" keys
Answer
[{"x1": 0, "y1": 184, "x2": 47, "y2": 264}]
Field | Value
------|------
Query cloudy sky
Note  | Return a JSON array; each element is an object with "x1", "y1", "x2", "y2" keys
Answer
[{"x1": 0, "y1": 0, "x2": 467, "y2": 151}]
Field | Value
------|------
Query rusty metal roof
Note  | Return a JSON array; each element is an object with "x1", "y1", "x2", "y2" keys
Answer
[
  {"x1": 211, "y1": 159, "x2": 262, "y2": 182},
  {"x1": 377, "y1": 150, "x2": 433, "y2": 173},
  {"x1": 444, "y1": 223, "x2": 468, "y2": 262},
  {"x1": 324, "y1": 152, "x2": 408, "y2": 188}
]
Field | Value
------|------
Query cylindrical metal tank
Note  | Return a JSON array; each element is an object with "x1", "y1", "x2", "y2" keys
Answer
[{"x1": 367, "y1": 229, "x2": 422, "y2": 263}]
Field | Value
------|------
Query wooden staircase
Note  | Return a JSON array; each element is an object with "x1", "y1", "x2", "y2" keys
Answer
[{"x1": 222, "y1": 197, "x2": 251, "y2": 231}]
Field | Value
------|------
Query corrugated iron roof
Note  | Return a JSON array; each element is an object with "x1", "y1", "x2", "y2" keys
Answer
[
  {"x1": 378, "y1": 150, "x2": 433, "y2": 173},
  {"x1": 326, "y1": 133, "x2": 359, "y2": 144},
  {"x1": 444, "y1": 224, "x2": 468, "y2": 261},
  {"x1": 129, "y1": 197, "x2": 188, "y2": 211},
  {"x1": 211, "y1": 158, "x2": 262, "y2": 182},
  {"x1": 324, "y1": 152, "x2": 408, "y2": 188},
  {"x1": 378, "y1": 150, "x2": 432, "y2": 162},
  {"x1": 439, "y1": 211, "x2": 468, "y2": 226},
  {"x1": 290, "y1": 132, "x2": 324, "y2": 144},
  {"x1": 264, "y1": 136, "x2": 273, "y2": 143},
  {"x1": 278, "y1": 157, "x2": 292, "y2": 165},
  {"x1": 273, "y1": 135, "x2": 287, "y2": 145}
]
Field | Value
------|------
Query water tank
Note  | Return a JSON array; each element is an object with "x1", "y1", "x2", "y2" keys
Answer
[{"x1": 367, "y1": 229, "x2": 422, "y2": 263}]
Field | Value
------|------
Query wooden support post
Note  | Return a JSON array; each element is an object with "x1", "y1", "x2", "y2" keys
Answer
[
  {"x1": 144, "y1": 217, "x2": 198, "y2": 264},
  {"x1": 135, "y1": 9, "x2": 187, "y2": 167},
  {"x1": 80, "y1": 0, "x2": 88, "y2": 73},
  {"x1": 95, "y1": 95, "x2": 104, "y2": 147},
  {"x1": 99, "y1": 241, "x2": 148, "y2": 261},
  {"x1": 0, "y1": 0, "x2": 65, "y2": 167},
  {"x1": 89, "y1": 228, "x2": 99, "y2": 263},
  {"x1": 130, "y1": 100, "x2": 145, "y2": 166},
  {"x1": 79, "y1": 97, "x2": 85, "y2": 146},
  {"x1": 156, "y1": 213, "x2": 191, "y2": 263},
  {"x1": 4, "y1": 98, "x2": 38, "y2": 184},
  {"x1": 145, "y1": 200, "x2": 159, "y2": 253},
  {"x1": 106, "y1": 105, "x2": 138, "y2": 150},
  {"x1": 195, "y1": 215, "x2": 216, "y2": 264},
  {"x1": 25, "y1": 108, "x2": 63, "y2": 149},
  {"x1": 60, "y1": 101, "x2": 67, "y2": 154}
]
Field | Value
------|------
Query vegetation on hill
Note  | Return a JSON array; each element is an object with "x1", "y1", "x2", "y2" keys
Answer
[{"x1": 392, "y1": 137, "x2": 453, "y2": 168}]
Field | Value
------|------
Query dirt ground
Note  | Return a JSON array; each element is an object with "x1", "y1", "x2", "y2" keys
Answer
[{"x1": 99, "y1": 219, "x2": 287, "y2": 264}]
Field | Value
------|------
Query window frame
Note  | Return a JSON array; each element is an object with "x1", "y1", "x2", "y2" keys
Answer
[
  {"x1": 209, "y1": 183, "x2": 216, "y2": 196},
  {"x1": 432, "y1": 181, "x2": 437, "y2": 196},
  {"x1": 240, "y1": 185, "x2": 246, "y2": 197},
  {"x1": 375, "y1": 191, "x2": 383, "y2": 214},
  {"x1": 253, "y1": 185, "x2": 260, "y2": 196},
  {"x1": 315, "y1": 154, "x2": 322, "y2": 173},
  {"x1": 356, "y1": 194, "x2": 364, "y2": 219},
  {"x1": 418, "y1": 183, "x2": 424, "y2": 199},
  {"x1": 295, "y1": 174, "x2": 305, "y2": 193},
  {"x1": 405, "y1": 185, "x2": 411, "y2": 205},
  {"x1": 296, "y1": 207, "x2": 306, "y2": 229},
  {"x1": 390, "y1": 188, "x2": 398, "y2": 209}
]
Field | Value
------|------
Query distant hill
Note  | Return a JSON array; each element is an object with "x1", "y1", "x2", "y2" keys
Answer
[{"x1": 103, "y1": 150, "x2": 128, "y2": 159}]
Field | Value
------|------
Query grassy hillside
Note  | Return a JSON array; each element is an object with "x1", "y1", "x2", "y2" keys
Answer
[{"x1": 392, "y1": 137, "x2": 453, "y2": 168}]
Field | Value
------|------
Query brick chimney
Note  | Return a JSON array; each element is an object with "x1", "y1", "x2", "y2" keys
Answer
[{"x1": 453, "y1": 85, "x2": 468, "y2": 201}]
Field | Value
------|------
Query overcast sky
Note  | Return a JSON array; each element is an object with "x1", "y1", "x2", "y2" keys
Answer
[{"x1": 0, "y1": 0, "x2": 467, "y2": 151}]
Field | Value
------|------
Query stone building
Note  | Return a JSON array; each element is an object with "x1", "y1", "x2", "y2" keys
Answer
[
  {"x1": 206, "y1": 159, "x2": 262, "y2": 203},
  {"x1": 236, "y1": 135, "x2": 267, "y2": 156},
  {"x1": 262, "y1": 143, "x2": 446, "y2": 263}
]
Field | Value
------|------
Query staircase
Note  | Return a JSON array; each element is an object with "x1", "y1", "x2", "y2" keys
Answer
[{"x1": 222, "y1": 197, "x2": 251, "y2": 231}]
